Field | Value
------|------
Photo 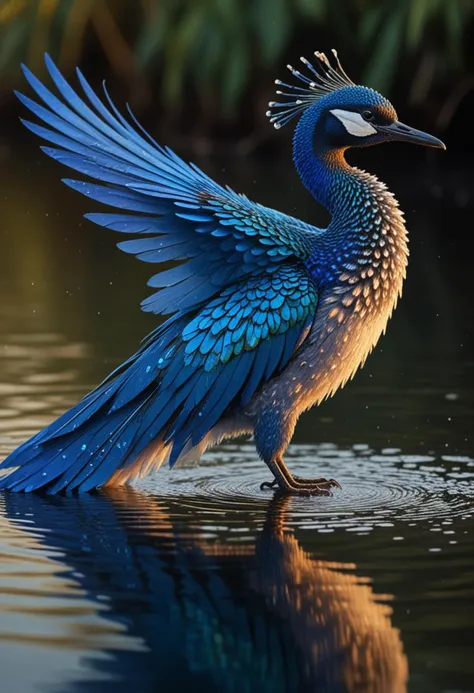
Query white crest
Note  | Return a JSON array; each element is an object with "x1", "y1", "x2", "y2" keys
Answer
[
  {"x1": 267, "y1": 50, "x2": 355, "y2": 129},
  {"x1": 330, "y1": 109, "x2": 377, "y2": 137}
]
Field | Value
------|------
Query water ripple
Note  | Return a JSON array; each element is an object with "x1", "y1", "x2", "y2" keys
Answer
[{"x1": 137, "y1": 443, "x2": 474, "y2": 531}]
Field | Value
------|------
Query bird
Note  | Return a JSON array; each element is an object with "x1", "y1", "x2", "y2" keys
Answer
[{"x1": 0, "y1": 50, "x2": 445, "y2": 495}]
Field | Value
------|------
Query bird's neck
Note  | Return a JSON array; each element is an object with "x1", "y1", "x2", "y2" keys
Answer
[{"x1": 293, "y1": 118, "x2": 408, "y2": 290}]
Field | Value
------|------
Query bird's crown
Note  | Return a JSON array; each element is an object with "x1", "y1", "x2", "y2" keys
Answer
[{"x1": 267, "y1": 49, "x2": 358, "y2": 129}]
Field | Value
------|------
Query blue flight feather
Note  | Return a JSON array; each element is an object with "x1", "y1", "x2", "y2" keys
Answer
[{"x1": 11, "y1": 56, "x2": 321, "y2": 316}]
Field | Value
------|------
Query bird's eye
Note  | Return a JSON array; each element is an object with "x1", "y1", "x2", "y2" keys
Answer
[{"x1": 362, "y1": 109, "x2": 375, "y2": 122}]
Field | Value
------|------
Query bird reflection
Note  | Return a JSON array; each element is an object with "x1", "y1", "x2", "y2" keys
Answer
[{"x1": 1, "y1": 490, "x2": 408, "y2": 693}]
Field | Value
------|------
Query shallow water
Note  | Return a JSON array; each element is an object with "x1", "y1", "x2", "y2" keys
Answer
[{"x1": 0, "y1": 138, "x2": 473, "y2": 692}]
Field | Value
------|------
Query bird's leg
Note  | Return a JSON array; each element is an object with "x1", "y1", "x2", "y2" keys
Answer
[
  {"x1": 260, "y1": 468, "x2": 340, "y2": 491},
  {"x1": 254, "y1": 408, "x2": 340, "y2": 495},
  {"x1": 261, "y1": 456, "x2": 339, "y2": 495}
]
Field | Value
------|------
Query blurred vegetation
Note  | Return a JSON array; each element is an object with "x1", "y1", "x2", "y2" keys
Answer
[{"x1": 0, "y1": 0, "x2": 473, "y2": 142}]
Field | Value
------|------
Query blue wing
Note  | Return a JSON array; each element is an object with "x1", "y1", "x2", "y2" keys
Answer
[
  {"x1": 16, "y1": 54, "x2": 322, "y2": 315},
  {"x1": 0, "y1": 266, "x2": 317, "y2": 492}
]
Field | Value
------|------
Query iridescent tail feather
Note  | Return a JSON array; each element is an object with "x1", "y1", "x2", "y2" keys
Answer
[{"x1": 0, "y1": 319, "x2": 186, "y2": 492}]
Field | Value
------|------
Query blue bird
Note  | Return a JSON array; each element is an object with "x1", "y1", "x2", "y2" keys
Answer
[{"x1": 0, "y1": 50, "x2": 444, "y2": 494}]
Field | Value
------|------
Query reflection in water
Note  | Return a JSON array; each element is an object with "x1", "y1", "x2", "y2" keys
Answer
[
  {"x1": 251, "y1": 497, "x2": 407, "y2": 692},
  {"x1": 1, "y1": 490, "x2": 407, "y2": 693},
  {"x1": 0, "y1": 331, "x2": 90, "y2": 454}
]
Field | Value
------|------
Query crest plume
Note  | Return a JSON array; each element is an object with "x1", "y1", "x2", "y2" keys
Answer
[{"x1": 267, "y1": 49, "x2": 355, "y2": 129}]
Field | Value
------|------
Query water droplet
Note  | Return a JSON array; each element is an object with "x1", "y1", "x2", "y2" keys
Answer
[{"x1": 81, "y1": 444, "x2": 87, "y2": 451}]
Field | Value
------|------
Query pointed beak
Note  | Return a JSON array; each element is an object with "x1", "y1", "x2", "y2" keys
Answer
[{"x1": 377, "y1": 121, "x2": 446, "y2": 150}]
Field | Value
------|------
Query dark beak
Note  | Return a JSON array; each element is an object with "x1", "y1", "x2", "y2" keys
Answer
[{"x1": 377, "y1": 121, "x2": 446, "y2": 149}]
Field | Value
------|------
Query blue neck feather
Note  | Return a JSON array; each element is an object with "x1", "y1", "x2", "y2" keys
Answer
[
  {"x1": 293, "y1": 103, "x2": 393, "y2": 286},
  {"x1": 293, "y1": 102, "x2": 362, "y2": 217}
]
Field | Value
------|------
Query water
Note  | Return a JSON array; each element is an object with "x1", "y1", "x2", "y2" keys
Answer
[{"x1": 0, "y1": 134, "x2": 473, "y2": 692}]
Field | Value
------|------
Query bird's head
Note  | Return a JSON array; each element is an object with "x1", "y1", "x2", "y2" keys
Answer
[{"x1": 267, "y1": 50, "x2": 445, "y2": 153}]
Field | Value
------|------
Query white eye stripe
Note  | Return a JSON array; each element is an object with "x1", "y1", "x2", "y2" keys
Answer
[{"x1": 330, "y1": 109, "x2": 377, "y2": 137}]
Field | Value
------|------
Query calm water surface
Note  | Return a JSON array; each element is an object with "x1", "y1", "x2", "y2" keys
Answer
[{"x1": 0, "y1": 136, "x2": 473, "y2": 692}]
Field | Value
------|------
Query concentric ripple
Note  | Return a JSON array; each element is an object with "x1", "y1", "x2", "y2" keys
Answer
[{"x1": 137, "y1": 443, "x2": 474, "y2": 530}]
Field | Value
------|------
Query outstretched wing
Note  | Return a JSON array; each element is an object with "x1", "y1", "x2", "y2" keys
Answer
[
  {"x1": 17, "y1": 55, "x2": 321, "y2": 315},
  {"x1": 0, "y1": 265, "x2": 317, "y2": 492}
]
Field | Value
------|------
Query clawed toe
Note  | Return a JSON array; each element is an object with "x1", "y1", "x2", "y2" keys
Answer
[
  {"x1": 292, "y1": 475, "x2": 342, "y2": 490},
  {"x1": 260, "y1": 478, "x2": 279, "y2": 491},
  {"x1": 260, "y1": 476, "x2": 341, "y2": 496},
  {"x1": 294, "y1": 485, "x2": 331, "y2": 497},
  {"x1": 260, "y1": 456, "x2": 342, "y2": 497}
]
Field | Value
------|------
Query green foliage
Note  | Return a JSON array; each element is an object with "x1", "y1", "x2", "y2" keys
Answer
[
  {"x1": 358, "y1": 0, "x2": 472, "y2": 92},
  {"x1": 362, "y1": 4, "x2": 405, "y2": 94},
  {"x1": 0, "y1": 0, "x2": 472, "y2": 123}
]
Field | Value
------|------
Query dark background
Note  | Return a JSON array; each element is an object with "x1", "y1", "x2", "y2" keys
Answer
[{"x1": 0, "y1": 0, "x2": 474, "y2": 150}]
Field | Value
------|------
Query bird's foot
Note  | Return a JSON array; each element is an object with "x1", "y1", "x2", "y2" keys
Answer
[
  {"x1": 292, "y1": 475, "x2": 342, "y2": 490},
  {"x1": 260, "y1": 475, "x2": 341, "y2": 496},
  {"x1": 260, "y1": 478, "x2": 279, "y2": 491}
]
